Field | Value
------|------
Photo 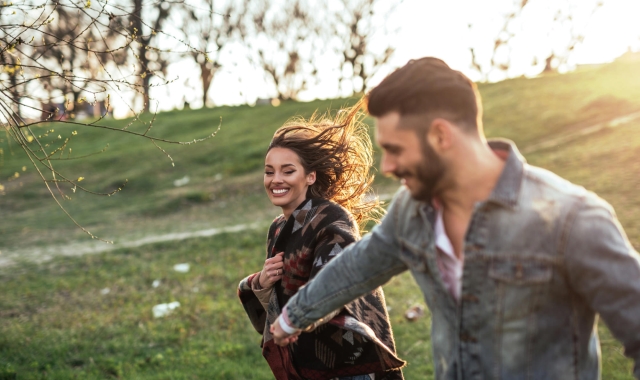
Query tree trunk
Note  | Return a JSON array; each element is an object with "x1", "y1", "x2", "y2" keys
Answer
[
  {"x1": 131, "y1": 0, "x2": 150, "y2": 112},
  {"x1": 200, "y1": 61, "x2": 215, "y2": 107}
]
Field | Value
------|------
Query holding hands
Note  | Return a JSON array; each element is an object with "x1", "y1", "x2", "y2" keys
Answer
[
  {"x1": 270, "y1": 316, "x2": 301, "y2": 346},
  {"x1": 259, "y1": 252, "x2": 284, "y2": 289}
]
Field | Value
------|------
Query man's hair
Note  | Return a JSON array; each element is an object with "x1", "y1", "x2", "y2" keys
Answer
[{"x1": 367, "y1": 57, "x2": 483, "y2": 133}]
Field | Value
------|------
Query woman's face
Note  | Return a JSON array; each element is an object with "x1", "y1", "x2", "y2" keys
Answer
[{"x1": 264, "y1": 147, "x2": 316, "y2": 217}]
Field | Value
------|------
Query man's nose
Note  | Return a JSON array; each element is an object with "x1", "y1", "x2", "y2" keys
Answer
[{"x1": 381, "y1": 154, "x2": 395, "y2": 175}]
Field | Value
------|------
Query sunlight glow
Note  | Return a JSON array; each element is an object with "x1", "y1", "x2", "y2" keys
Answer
[{"x1": 112, "y1": 0, "x2": 640, "y2": 118}]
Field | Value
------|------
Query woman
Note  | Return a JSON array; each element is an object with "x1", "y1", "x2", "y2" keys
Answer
[{"x1": 238, "y1": 101, "x2": 405, "y2": 380}]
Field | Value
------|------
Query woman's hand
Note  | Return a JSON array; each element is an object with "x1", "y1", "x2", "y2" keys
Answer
[{"x1": 259, "y1": 252, "x2": 284, "y2": 289}]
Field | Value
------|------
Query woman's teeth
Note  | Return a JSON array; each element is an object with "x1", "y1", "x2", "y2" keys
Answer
[{"x1": 272, "y1": 189, "x2": 288, "y2": 194}]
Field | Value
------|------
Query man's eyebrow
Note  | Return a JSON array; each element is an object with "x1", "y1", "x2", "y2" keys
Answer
[{"x1": 380, "y1": 143, "x2": 400, "y2": 150}]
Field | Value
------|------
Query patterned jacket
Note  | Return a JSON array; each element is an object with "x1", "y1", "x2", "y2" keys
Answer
[{"x1": 238, "y1": 198, "x2": 405, "y2": 380}]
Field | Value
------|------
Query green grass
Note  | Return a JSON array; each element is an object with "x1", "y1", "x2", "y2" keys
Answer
[
  {"x1": 0, "y1": 230, "x2": 434, "y2": 379},
  {"x1": 2, "y1": 57, "x2": 640, "y2": 378},
  {"x1": 0, "y1": 232, "x2": 271, "y2": 379}
]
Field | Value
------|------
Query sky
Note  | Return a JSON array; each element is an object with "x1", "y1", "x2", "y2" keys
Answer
[
  {"x1": 390, "y1": 0, "x2": 640, "y2": 79},
  {"x1": 120, "y1": 0, "x2": 640, "y2": 118}
]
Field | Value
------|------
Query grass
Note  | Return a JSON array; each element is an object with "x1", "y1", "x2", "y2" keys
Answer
[
  {"x1": 0, "y1": 233, "x2": 271, "y2": 379},
  {"x1": 0, "y1": 231, "x2": 434, "y2": 379},
  {"x1": 2, "y1": 57, "x2": 640, "y2": 378}
]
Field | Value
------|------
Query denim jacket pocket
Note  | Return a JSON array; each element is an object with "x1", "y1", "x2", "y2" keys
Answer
[
  {"x1": 489, "y1": 258, "x2": 553, "y2": 285},
  {"x1": 489, "y1": 258, "x2": 553, "y2": 323}
]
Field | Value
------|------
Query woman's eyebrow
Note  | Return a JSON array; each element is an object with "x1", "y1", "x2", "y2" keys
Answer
[{"x1": 264, "y1": 163, "x2": 296, "y2": 168}]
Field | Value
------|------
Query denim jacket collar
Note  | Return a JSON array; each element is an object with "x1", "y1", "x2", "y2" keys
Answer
[
  {"x1": 417, "y1": 138, "x2": 525, "y2": 219},
  {"x1": 486, "y1": 138, "x2": 526, "y2": 209}
]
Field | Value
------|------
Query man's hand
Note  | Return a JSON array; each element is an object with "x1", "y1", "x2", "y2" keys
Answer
[{"x1": 270, "y1": 316, "x2": 301, "y2": 346}]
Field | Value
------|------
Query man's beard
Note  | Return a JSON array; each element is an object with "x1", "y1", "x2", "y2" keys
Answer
[{"x1": 396, "y1": 140, "x2": 446, "y2": 203}]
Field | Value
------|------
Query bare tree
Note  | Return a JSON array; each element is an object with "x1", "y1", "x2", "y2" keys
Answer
[
  {"x1": 0, "y1": 0, "x2": 218, "y2": 241},
  {"x1": 125, "y1": 0, "x2": 173, "y2": 112},
  {"x1": 34, "y1": 4, "x2": 127, "y2": 117},
  {"x1": 329, "y1": 0, "x2": 399, "y2": 95},
  {"x1": 468, "y1": 0, "x2": 605, "y2": 81},
  {"x1": 240, "y1": 0, "x2": 320, "y2": 101},
  {"x1": 541, "y1": 1, "x2": 604, "y2": 72},
  {"x1": 175, "y1": 0, "x2": 242, "y2": 107},
  {"x1": 0, "y1": 43, "x2": 22, "y2": 119}
]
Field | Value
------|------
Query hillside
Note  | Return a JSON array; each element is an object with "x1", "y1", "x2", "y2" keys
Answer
[{"x1": 2, "y1": 58, "x2": 640, "y2": 255}]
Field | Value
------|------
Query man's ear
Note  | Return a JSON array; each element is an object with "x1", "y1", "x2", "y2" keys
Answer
[
  {"x1": 307, "y1": 171, "x2": 316, "y2": 185},
  {"x1": 426, "y1": 118, "x2": 454, "y2": 153}
]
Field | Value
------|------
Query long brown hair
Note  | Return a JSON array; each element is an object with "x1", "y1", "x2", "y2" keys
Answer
[{"x1": 267, "y1": 99, "x2": 382, "y2": 230}]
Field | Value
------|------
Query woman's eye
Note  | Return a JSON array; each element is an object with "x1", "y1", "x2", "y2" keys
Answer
[
  {"x1": 265, "y1": 171, "x2": 273, "y2": 175},
  {"x1": 284, "y1": 170, "x2": 295, "y2": 175}
]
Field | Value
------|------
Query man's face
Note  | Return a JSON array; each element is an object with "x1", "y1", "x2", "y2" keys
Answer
[{"x1": 375, "y1": 112, "x2": 446, "y2": 202}]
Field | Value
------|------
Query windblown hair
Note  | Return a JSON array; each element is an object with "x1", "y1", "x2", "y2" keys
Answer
[{"x1": 268, "y1": 100, "x2": 382, "y2": 231}]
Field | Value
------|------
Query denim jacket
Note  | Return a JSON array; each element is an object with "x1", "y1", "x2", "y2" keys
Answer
[{"x1": 284, "y1": 139, "x2": 640, "y2": 380}]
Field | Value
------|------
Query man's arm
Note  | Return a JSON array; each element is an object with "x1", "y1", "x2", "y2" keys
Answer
[
  {"x1": 564, "y1": 196, "x2": 640, "y2": 379},
  {"x1": 277, "y1": 191, "x2": 410, "y2": 337}
]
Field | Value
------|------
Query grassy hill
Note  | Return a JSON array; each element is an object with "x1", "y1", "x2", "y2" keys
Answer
[
  {"x1": 1, "y1": 58, "x2": 640, "y2": 378},
  {"x1": 2, "y1": 59, "x2": 640, "y2": 251}
]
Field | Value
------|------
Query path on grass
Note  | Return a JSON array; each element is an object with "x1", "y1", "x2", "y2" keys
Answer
[
  {"x1": 0, "y1": 223, "x2": 263, "y2": 268},
  {"x1": 2, "y1": 110, "x2": 640, "y2": 268},
  {"x1": 521, "y1": 110, "x2": 640, "y2": 154}
]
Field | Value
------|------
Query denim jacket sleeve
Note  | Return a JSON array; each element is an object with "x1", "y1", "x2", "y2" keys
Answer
[
  {"x1": 564, "y1": 196, "x2": 640, "y2": 379},
  {"x1": 284, "y1": 190, "x2": 409, "y2": 329}
]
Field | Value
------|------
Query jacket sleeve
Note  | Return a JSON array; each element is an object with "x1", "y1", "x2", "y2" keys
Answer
[
  {"x1": 238, "y1": 272, "x2": 266, "y2": 334},
  {"x1": 299, "y1": 213, "x2": 359, "y2": 329},
  {"x1": 251, "y1": 276, "x2": 274, "y2": 312},
  {"x1": 564, "y1": 196, "x2": 640, "y2": 379},
  {"x1": 284, "y1": 191, "x2": 409, "y2": 330},
  {"x1": 237, "y1": 218, "x2": 281, "y2": 334}
]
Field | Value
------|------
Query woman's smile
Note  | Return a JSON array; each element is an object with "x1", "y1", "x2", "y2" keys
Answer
[
  {"x1": 271, "y1": 188, "x2": 290, "y2": 196},
  {"x1": 264, "y1": 147, "x2": 316, "y2": 218}
]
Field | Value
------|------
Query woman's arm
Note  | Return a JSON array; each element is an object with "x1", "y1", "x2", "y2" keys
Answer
[{"x1": 237, "y1": 273, "x2": 267, "y2": 334}]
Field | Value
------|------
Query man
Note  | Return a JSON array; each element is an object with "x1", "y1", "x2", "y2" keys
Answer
[{"x1": 270, "y1": 57, "x2": 640, "y2": 379}]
